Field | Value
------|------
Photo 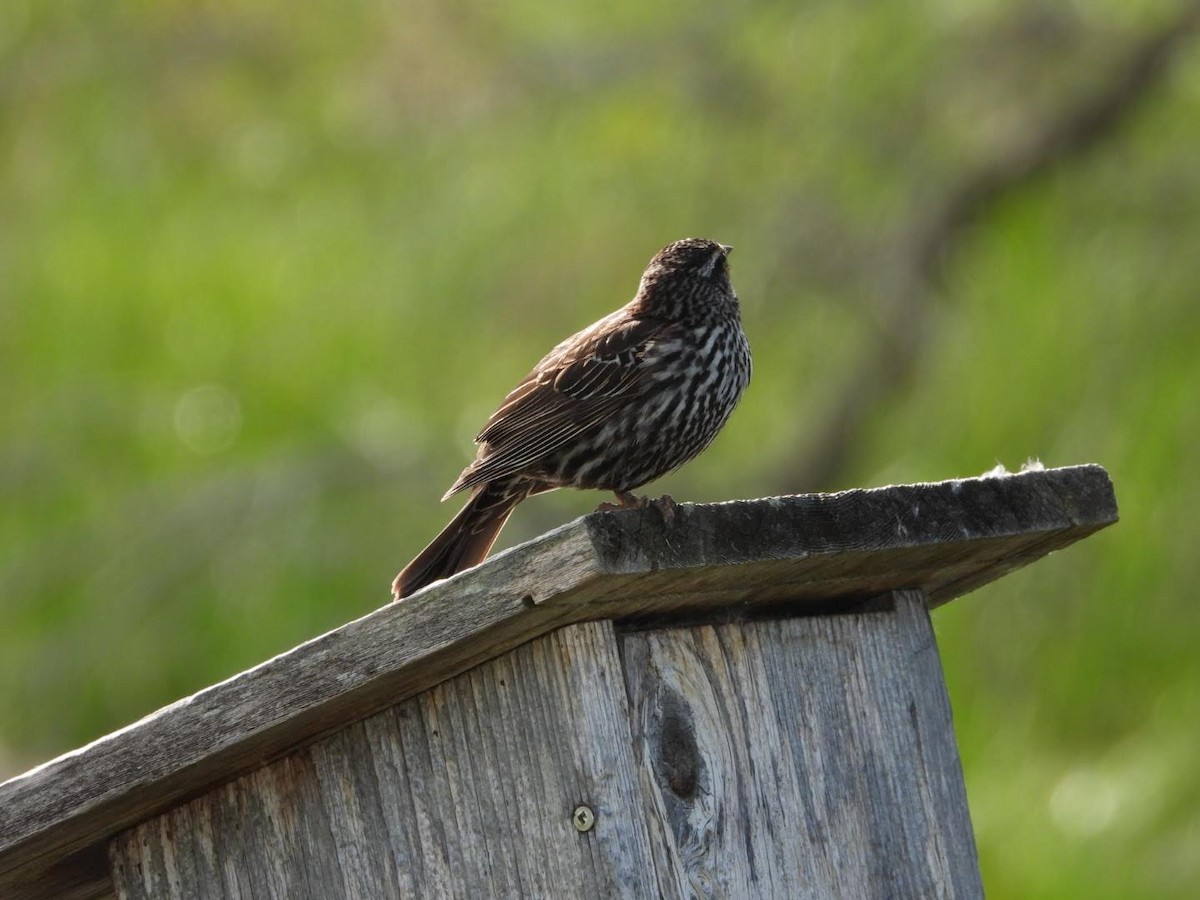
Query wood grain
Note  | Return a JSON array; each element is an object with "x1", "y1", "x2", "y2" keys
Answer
[
  {"x1": 0, "y1": 465, "x2": 1115, "y2": 899},
  {"x1": 110, "y1": 621, "x2": 660, "y2": 899},
  {"x1": 623, "y1": 590, "x2": 981, "y2": 899}
]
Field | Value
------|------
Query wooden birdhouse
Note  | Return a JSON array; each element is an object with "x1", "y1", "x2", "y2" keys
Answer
[{"x1": 0, "y1": 465, "x2": 1117, "y2": 899}]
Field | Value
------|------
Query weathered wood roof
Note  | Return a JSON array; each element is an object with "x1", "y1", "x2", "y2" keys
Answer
[{"x1": 0, "y1": 464, "x2": 1117, "y2": 900}]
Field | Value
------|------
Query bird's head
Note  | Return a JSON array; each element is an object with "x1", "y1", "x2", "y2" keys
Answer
[{"x1": 635, "y1": 238, "x2": 736, "y2": 321}]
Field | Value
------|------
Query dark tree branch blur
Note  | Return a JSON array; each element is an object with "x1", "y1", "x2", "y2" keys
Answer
[{"x1": 775, "y1": 2, "x2": 1200, "y2": 493}]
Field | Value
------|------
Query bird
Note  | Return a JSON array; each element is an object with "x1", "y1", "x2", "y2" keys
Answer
[{"x1": 392, "y1": 237, "x2": 751, "y2": 599}]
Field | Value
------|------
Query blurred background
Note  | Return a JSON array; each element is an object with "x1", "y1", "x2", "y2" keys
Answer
[{"x1": 3, "y1": 1, "x2": 1199, "y2": 895}]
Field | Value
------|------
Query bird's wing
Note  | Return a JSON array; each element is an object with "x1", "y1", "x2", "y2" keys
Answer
[{"x1": 444, "y1": 314, "x2": 674, "y2": 498}]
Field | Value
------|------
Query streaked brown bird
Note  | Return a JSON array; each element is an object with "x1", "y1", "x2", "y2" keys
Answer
[{"x1": 392, "y1": 237, "x2": 751, "y2": 599}]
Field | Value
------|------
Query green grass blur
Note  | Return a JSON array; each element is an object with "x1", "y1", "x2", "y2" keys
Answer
[{"x1": 2, "y1": 2, "x2": 1199, "y2": 895}]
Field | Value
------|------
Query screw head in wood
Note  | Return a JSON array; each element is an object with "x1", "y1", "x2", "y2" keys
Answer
[{"x1": 571, "y1": 804, "x2": 595, "y2": 832}]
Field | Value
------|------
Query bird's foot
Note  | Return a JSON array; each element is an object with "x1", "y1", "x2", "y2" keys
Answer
[
  {"x1": 652, "y1": 494, "x2": 678, "y2": 522},
  {"x1": 595, "y1": 490, "x2": 649, "y2": 512},
  {"x1": 595, "y1": 492, "x2": 677, "y2": 521}
]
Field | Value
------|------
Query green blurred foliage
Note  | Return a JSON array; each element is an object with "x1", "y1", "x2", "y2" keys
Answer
[{"x1": 2, "y1": 1, "x2": 1199, "y2": 895}]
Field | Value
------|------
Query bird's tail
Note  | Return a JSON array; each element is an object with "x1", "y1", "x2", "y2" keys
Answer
[{"x1": 392, "y1": 480, "x2": 527, "y2": 599}]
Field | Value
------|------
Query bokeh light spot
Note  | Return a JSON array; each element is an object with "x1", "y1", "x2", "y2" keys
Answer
[
  {"x1": 173, "y1": 385, "x2": 243, "y2": 454},
  {"x1": 1049, "y1": 767, "x2": 1120, "y2": 838}
]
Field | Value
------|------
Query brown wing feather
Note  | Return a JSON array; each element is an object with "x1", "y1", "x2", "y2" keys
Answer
[{"x1": 444, "y1": 314, "x2": 673, "y2": 498}]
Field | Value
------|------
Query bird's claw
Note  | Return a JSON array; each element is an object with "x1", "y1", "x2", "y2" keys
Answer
[
  {"x1": 596, "y1": 490, "x2": 648, "y2": 512},
  {"x1": 595, "y1": 492, "x2": 677, "y2": 521},
  {"x1": 652, "y1": 494, "x2": 678, "y2": 522}
]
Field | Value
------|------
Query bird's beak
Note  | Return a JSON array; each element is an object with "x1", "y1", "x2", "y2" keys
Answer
[{"x1": 719, "y1": 244, "x2": 733, "y2": 256}]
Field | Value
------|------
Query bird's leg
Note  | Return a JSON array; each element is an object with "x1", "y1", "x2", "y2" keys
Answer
[
  {"x1": 595, "y1": 490, "x2": 649, "y2": 512},
  {"x1": 595, "y1": 491, "x2": 678, "y2": 523}
]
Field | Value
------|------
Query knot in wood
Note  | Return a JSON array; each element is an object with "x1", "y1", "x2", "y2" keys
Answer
[{"x1": 657, "y1": 697, "x2": 701, "y2": 800}]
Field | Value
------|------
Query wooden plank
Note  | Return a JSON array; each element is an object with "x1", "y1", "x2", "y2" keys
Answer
[
  {"x1": 0, "y1": 465, "x2": 1115, "y2": 899},
  {"x1": 109, "y1": 622, "x2": 660, "y2": 899},
  {"x1": 622, "y1": 590, "x2": 982, "y2": 899}
]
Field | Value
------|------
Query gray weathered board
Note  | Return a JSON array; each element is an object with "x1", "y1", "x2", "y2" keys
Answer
[
  {"x1": 0, "y1": 465, "x2": 1117, "y2": 899},
  {"x1": 111, "y1": 592, "x2": 979, "y2": 899}
]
